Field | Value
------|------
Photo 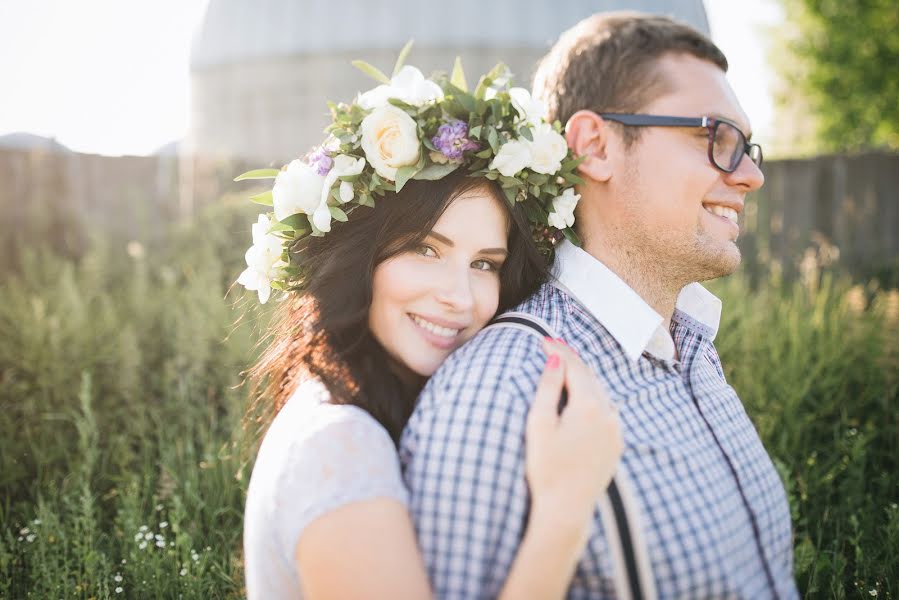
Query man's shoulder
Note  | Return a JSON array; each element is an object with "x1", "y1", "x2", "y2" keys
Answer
[{"x1": 425, "y1": 284, "x2": 568, "y2": 391}]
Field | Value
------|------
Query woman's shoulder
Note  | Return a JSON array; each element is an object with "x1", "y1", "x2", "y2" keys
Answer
[{"x1": 262, "y1": 379, "x2": 396, "y2": 470}]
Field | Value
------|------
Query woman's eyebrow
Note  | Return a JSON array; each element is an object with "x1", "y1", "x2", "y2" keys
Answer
[{"x1": 428, "y1": 230, "x2": 507, "y2": 256}]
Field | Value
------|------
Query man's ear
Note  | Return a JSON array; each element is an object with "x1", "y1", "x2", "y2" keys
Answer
[{"x1": 565, "y1": 110, "x2": 615, "y2": 183}]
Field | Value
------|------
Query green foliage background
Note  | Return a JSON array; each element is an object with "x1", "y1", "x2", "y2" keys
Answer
[
  {"x1": 775, "y1": 0, "x2": 899, "y2": 153},
  {"x1": 0, "y1": 197, "x2": 897, "y2": 597}
]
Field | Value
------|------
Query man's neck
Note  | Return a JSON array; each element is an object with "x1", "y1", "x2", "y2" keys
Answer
[{"x1": 581, "y1": 237, "x2": 685, "y2": 329}]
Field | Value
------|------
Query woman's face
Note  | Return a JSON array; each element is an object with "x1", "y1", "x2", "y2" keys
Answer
[{"x1": 369, "y1": 186, "x2": 509, "y2": 379}]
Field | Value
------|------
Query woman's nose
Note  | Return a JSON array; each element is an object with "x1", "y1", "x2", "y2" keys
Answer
[{"x1": 433, "y1": 264, "x2": 475, "y2": 313}]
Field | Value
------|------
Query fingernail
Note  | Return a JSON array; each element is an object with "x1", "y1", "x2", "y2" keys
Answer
[
  {"x1": 543, "y1": 336, "x2": 554, "y2": 342},
  {"x1": 546, "y1": 354, "x2": 560, "y2": 369},
  {"x1": 555, "y1": 337, "x2": 568, "y2": 346}
]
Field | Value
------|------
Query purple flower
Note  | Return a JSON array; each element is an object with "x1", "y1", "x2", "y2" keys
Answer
[
  {"x1": 307, "y1": 146, "x2": 333, "y2": 176},
  {"x1": 431, "y1": 119, "x2": 480, "y2": 161}
]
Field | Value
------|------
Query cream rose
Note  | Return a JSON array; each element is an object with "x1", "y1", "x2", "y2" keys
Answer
[
  {"x1": 489, "y1": 139, "x2": 532, "y2": 177},
  {"x1": 527, "y1": 123, "x2": 568, "y2": 175},
  {"x1": 360, "y1": 104, "x2": 421, "y2": 181}
]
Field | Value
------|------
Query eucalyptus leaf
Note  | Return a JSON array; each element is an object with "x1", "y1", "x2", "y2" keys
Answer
[
  {"x1": 351, "y1": 60, "x2": 391, "y2": 85},
  {"x1": 249, "y1": 190, "x2": 274, "y2": 206},
  {"x1": 393, "y1": 40, "x2": 414, "y2": 76},
  {"x1": 414, "y1": 162, "x2": 461, "y2": 180},
  {"x1": 280, "y1": 213, "x2": 311, "y2": 231},
  {"x1": 487, "y1": 128, "x2": 499, "y2": 152},
  {"x1": 329, "y1": 206, "x2": 349, "y2": 222},
  {"x1": 518, "y1": 126, "x2": 534, "y2": 142},
  {"x1": 234, "y1": 168, "x2": 280, "y2": 181},
  {"x1": 469, "y1": 125, "x2": 482, "y2": 139},
  {"x1": 394, "y1": 165, "x2": 419, "y2": 192}
]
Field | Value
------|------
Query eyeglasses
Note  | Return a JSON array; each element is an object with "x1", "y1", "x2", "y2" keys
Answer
[{"x1": 599, "y1": 113, "x2": 763, "y2": 173}]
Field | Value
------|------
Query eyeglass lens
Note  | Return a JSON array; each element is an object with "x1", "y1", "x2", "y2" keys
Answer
[{"x1": 713, "y1": 121, "x2": 762, "y2": 171}]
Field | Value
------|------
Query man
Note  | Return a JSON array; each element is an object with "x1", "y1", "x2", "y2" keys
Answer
[{"x1": 400, "y1": 12, "x2": 798, "y2": 599}]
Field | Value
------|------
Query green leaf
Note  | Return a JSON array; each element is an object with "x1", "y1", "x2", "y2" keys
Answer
[
  {"x1": 562, "y1": 227, "x2": 582, "y2": 247},
  {"x1": 279, "y1": 213, "x2": 311, "y2": 231},
  {"x1": 268, "y1": 221, "x2": 293, "y2": 233},
  {"x1": 329, "y1": 206, "x2": 349, "y2": 222},
  {"x1": 487, "y1": 128, "x2": 499, "y2": 152},
  {"x1": 393, "y1": 39, "x2": 414, "y2": 76},
  {"x1": 475, "y1": 148, "x2": 493, "y2": 159},
  {"x1": 248, "y1": 190, "x2": 273, "y2": 206},
  {"x1": 456, "y1": 92, "x2": 475, "y2": 113},
  {"x1": 234, "y1": 168, "x2": 279, "y2": 181},
  {"x1": 394, "y1": 165, "x2": 419, "y2": 192},
  {"x1": 501, "y1": 185, "x2": 517, "y2": 205},
  {"x1": 357, "y1": 193, "x2": 376, "y2": 208},
  {"x1": 562, "y1": 172, "x2": 585, "y2": 185},
  {"x1": 414, "y1": 162, "x2": 461, "y2": 180},
  {"x1": 351, "y1": 60, "x2": 391, "y2": 85},
  {"x1": 518, "y1": 126, "x2": 534, "y2": 141},
  {"x1": 450, "y1": 56, "x2": 468, "y2": 91}
]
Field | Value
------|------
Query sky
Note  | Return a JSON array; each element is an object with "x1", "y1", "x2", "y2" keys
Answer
[{"x1": 0, "y1": 0, "x2": 783, "y2": 157}]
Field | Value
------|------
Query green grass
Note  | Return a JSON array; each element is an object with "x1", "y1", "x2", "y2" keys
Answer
[{"x1": 0, "y1": 198, "x2": 896, "y2": 598}]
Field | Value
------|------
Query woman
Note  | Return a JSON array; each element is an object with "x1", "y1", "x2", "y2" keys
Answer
[{"x1": 238, "y1": 59, "x2": 623, "y2": 599}]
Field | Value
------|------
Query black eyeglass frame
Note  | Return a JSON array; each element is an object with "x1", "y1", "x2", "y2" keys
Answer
[{"x1": 599, "y1": 113, "x2": 763, "y2": 173}]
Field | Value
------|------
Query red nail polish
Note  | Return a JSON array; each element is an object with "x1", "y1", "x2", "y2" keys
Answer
[{"x1": 547, "y1": 354, "x2": 560, "y2": 369}]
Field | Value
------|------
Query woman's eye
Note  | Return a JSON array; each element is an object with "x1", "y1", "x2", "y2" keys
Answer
[
  {"x1": 471, "y1": 259, "x2": 498, "y2": 272},
  {"x1": 415, "y1": 245, "x2": 437, "y2": 257}
]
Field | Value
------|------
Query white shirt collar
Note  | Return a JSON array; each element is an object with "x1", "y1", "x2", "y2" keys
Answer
[{"x1": 550, "y1": 240, "x2": 722, "y2": 362}]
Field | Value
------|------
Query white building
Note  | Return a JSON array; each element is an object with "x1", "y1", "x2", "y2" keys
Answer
[{"x1": 190, "y1": 0, "x2": 709, "y2": 162}]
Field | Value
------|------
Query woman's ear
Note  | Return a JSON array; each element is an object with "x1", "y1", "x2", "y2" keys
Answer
[{"x1": 565, "y1": 110, "x2": 615, "y2": 183}]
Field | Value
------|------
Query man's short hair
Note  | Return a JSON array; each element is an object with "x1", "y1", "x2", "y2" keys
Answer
[{"x1": 533, "y1": 12, "x2": 728, "y2": 145}]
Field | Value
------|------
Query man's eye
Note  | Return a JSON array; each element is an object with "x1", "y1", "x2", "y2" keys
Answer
[
  {"x1": 471, "y1": 259, "x2": 498, "y2": 272},
  {"x1": 415, "y1": 245, "x2": 437, "y2": 257}
]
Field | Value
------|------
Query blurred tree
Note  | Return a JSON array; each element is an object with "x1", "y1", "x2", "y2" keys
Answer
[{"x1": 773, "y1": 0, "x2": 899, "y2": 154}]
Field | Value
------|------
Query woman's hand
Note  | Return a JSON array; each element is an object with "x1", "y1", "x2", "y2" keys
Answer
[{"x1": 525, "y1": 338, "x2": 624, "y2": 524}]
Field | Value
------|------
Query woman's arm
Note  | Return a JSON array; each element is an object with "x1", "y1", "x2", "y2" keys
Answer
[
  {"x1": 295, "y1": 497, "x2": 432, "y2": 600},
  {"x1": 295, "y1": 340, "x2": 620, "y2": 599},
  {"x1": 499, "y1": 338, "x2": 623, "y2": 599}
]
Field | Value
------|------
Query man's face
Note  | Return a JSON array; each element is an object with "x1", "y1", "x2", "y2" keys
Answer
[{"x1": 609, "y1": 53, "x2": 764, "y2": 283}]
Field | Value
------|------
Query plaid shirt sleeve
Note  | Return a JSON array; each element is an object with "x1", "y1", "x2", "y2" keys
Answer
[{"x1": 399, "y1": 329, "x2": 545, "y2": 599}]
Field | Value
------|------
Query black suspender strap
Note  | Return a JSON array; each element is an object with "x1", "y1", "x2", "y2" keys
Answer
[{"x1": 488, "y1": 312, "x2": 655, "y2": 600}]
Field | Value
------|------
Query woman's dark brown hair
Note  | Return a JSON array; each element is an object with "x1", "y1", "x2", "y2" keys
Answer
[{"x1": 246, "y1": 171, "x2": 548, "y2": 444}]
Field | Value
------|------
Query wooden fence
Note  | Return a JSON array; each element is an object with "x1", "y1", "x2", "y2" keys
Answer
[{"x1": 1, "y1": 148, "x2": 897, "y2": 279}]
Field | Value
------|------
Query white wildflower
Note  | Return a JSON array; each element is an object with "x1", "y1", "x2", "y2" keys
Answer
[{"x1": 547, "y1": 188, "x2": 580, "y2": 230}]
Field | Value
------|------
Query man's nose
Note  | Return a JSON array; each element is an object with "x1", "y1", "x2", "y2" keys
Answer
[{"x1": 725, "y1": 152, "x2": 765, "y2": 191}]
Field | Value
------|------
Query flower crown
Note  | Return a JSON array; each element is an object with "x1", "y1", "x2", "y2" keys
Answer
[{"x1": 236, "y1": 45, "x2": 584, "y2": 304}]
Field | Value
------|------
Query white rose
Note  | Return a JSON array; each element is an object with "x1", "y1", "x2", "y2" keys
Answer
[
  {"x1": 237, "y1": 215, "x2": 287, "y2": 304},
  {"x1": 272, "y1": 159, "x2": 325, "y2": 222},
  {"x1": 509, "y1": 87, "x2": 545, "y2": 126},
  {"x1": 360, "y1": 104, "x2": 421, "y2": 180},
  {"x1": 357, "y1": 66, "x2": 444, "y2": 109},
  {"x1": 489, "y1": 139, "x2": 532, "y2": 177},
  {"x1": 527, "y1": 123, "x2": 568, "y2": 175},
  {"x1": 547, "y1": 188, "x2": 580, "y2": 230}
]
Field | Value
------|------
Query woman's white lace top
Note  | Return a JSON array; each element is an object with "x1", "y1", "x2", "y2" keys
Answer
[{"x1": 243, "y1": 379, "x2": 409, "y2": 599}]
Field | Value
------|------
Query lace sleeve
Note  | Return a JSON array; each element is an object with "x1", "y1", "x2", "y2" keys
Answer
[{"x1": 271, "y1": 405, "x2": 409, "y2": 561}]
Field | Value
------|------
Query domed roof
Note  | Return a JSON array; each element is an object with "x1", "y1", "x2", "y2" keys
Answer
[{"x1": 191, "y1": 0, "x2": 709, "y2": 68}]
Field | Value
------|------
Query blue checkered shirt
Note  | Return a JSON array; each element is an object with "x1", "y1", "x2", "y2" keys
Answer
[{"x1": 399, "y1": 242, "x2": 797, "y2": 599}]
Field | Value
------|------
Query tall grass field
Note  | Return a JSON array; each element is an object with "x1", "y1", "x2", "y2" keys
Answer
[{"x1": 1, "y1": 198, "x2": 896, "y2": 598}]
